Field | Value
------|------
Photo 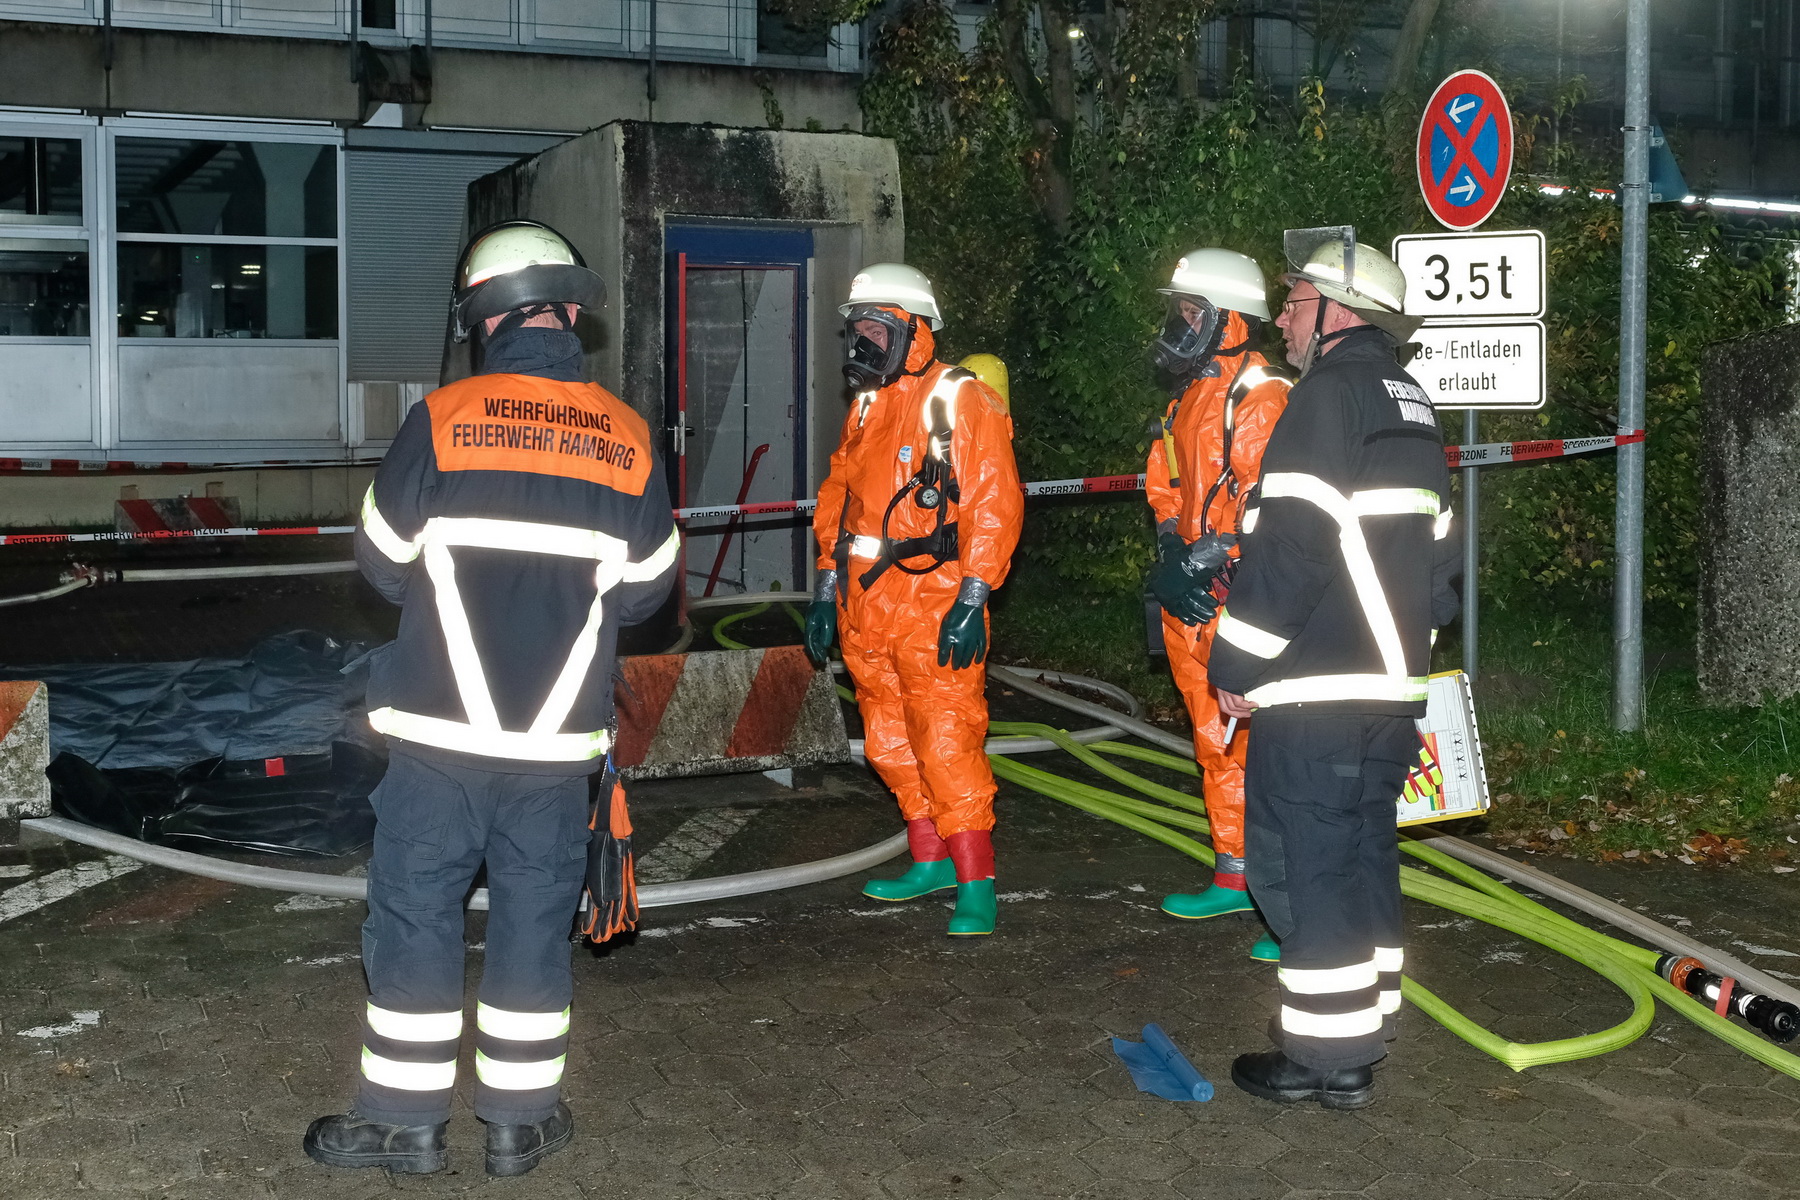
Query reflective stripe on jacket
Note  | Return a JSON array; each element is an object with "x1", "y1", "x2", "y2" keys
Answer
[
  {"x1": 1206, "y1": 328, "x2": 1462, "y2": 716},
  {"x1": 357, "y1": 372, "x2": 679, "y2": 773}
]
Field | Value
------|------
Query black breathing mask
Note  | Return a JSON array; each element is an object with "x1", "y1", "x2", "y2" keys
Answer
[
  {"x1": 844, "y1": 306, "x2": 914, "y2": 391},
  {"x1": 1148, "y1": 295, "x2": 1224, "y2": 392}
]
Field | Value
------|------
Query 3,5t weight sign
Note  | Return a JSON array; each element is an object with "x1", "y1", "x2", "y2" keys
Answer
[{"x1": 1393, "y1": 231, "x2": 1545, "y2": 319}]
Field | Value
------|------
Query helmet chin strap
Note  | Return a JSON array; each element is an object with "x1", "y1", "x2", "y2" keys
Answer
[
  {"x1": 1299, "y1": 298, "x2": 1328, "y2": 376},
  {"x1": 1297, "y1": 298, "x2": 1361, "y2": 376}
]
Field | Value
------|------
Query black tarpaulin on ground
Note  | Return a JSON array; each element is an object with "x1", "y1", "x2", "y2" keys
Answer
[
  {"x1": 3, "y1": 631, "x2": 383, "y2": 857},
  {"x1": 47, "y1": 744, "x2": 383, "y2": 857},
  {"x1": 1, "y1": 630, "x2": 376, "y2": 769}
]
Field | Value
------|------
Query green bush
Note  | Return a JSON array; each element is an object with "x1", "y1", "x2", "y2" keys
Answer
[{"x1": 863, "y1": 2, "x2": 1785, "y2": 630}]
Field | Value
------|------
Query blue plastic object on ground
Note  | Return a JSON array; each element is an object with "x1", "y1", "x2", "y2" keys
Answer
[{"x1": 1112, "y1": 1023, "x2": 1214, "y2": 1102}]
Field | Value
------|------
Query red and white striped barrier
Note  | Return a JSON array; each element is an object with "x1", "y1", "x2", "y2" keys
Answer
[{"x1": 0, "y1": 431, "x2": 1646, "y2": 546}]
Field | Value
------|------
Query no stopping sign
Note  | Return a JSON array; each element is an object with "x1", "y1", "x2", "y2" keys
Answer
[{"x1": 1417, "y1": 70, "x2": 1514, "y2": 231}]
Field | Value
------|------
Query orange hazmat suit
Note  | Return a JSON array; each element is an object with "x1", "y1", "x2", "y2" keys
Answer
[
  {"x1": 1146, "y1": 312, "x2": 1290, "y2": 870},
  {"x1": 813, "y1": 316, "x2": 1023, "y2": 847}
]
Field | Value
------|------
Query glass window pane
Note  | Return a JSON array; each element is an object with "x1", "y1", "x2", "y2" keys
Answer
[
  {"x1": 115, "y1": 139, "x2": 338, "y2": 239},
  {"x1": 118, "y1": 243, "x2": 338, "y2": 339},
  {"x1": 0, "y1": 137, "x2": 84, "y2": 227},
  {"x1": 757, "y1": 0, "x2": 828, "y2": 57},
  {"x1": 0, "y1": 238, "x2": 90, "y2": 337}
]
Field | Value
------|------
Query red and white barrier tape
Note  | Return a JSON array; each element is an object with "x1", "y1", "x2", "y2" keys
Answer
[
  {"x1": 0, "y1": 456, "x2": 382, "y2": 477},
  {"x1": 1445, "y1": 430, "x2": 1644, "y2": 469},
  {"x1": 0, "y1": 524, "x2": 356, "y2": 547},
  {"x1": 0, "y1": 431, "x2": 1646, "y2": 546},
  {"x1": 674, "y1": 431, "x2": 1646, "y2": 520}
]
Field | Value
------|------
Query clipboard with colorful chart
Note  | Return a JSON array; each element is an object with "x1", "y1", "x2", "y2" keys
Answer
[{"x1": 1397, "y1": 670, "x2": 1491, "y2": 827}]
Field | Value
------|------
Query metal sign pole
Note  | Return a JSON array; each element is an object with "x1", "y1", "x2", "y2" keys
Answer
[
  {"x1": 1614, "y1": 0, "x2": 1650, "y2": 731},
  {"x1": 1463, "y1": 408, "x2": 1479, "y2": 683}
]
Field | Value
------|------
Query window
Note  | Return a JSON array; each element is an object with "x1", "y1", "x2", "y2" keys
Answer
[
  {"x1": 0, "y1": 137, "x2": 83, "y2": 227},
  {"x1": 361, "y1": 0, "x2": 397, "y2": 29},
  {"x1": 757, "y1": 0, "x2": 829, "y2": 58},
  {"x1": 0, "y1": 240, "x2": 89, "y2": 337},
  {"x1": 117, "y1": 243, "x2": 336, "y2": 339},
  {"x1": 113, "y1": 136, "x2": 340, "y2": 341},
  {"x1": 114, "y1": 138, "x2": 337, "y2": 239}
]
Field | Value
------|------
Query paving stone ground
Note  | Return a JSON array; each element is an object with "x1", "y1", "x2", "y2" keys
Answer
[
  {"x1": 1, "y1": 561, "x2": 1798, "y2": 1198},
  {"x1": 2, "y1": 766, "x2": 1798, "y2": 1200}
]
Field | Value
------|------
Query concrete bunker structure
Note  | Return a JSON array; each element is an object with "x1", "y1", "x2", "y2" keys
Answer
[
  {"x1": 463, "y1": 121, "x2": 904, "y2": 597},
  {"x1": 1699, "y1": 323, "x2": 1800, "y2": 705}
]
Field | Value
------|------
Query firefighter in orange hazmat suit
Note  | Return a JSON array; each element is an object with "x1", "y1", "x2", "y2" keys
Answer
[
  {"x1": 1144, "y1": 249, "x2": 1291, "y2": 960},
  {"x1": 804, "y1": 264, "x2": 1023, "y2": 937}
]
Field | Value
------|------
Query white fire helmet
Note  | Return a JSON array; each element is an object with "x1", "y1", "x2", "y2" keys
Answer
[
  {"x1": 839, "y1": 263, "x2": 944, "y2": 330},
  {"x1": 1157, "y1": 248, "x2": 1272, "y2": 320}
]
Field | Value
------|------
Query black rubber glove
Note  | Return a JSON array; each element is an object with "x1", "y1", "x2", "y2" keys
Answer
[{"x1": 937, "y1": 577, "x2": 991, "y2": 670}]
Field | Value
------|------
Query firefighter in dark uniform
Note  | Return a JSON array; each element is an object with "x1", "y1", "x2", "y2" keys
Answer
[
  {"x1": 1208, "y1": 229, "x2": 1461, "y2": 1109},
  {"x1": 304, "y1": 221, "x2": 679, "y2": 1175}
]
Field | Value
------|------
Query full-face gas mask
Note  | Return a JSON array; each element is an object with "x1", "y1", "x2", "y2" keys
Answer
[
  {"x1": 1149, "y1": 294, "x2": 1224, "y2": 394},
  {"x1": 843, "y1": 305, "x2": 915, "y2": 391}
]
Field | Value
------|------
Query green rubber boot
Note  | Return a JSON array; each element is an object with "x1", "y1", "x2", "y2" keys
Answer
[
  {"x1": 946, "y1": 879, "x2": 997, "y2": 936},
  {"x1": 863, "y1": 857, "x2": 958, "y2": 902},
  {"x1": 1249, "y1": 933, "x2": 1281, "y2": 963},
  {"x1": 1160, "y1": 882, "x2": 1256, "y2": 921}
]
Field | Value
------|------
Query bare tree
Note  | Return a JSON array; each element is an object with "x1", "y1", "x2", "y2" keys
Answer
[{"x1": 1384, "y1": 0, "x2": 1444, "y2": 95}]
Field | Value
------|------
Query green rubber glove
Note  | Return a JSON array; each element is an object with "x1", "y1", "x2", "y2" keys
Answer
[
  {"x1": 1150, "y1": 532, "x2": 1206, "y2": 626},
  {"x1": 1151, "y1": 531, "x2": 1229, "y2": 627},
  {"x1": 804, "y1": 571, "x2": 839, "y2": 666},
  {"x1": 937, "y1": 578, "x2": 991, "y2": 670}
]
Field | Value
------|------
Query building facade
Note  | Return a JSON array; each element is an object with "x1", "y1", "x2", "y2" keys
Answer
[{"x1": 0, "y1": 1, "x2": 869, "y2": 533}]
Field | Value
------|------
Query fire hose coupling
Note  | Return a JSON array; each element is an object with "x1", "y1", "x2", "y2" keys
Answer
[
  {"x1": 1657, "y1": 953, "x2": 1800, "y2": 1044},
  {"x1": 60, "y1": 563, "x2": 116, "y2": 588}
]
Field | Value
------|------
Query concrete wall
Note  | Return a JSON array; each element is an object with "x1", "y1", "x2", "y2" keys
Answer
[
  {"x1": 1698, "y1": 324, "x2": 1800, "y2": 706},
  {"x1": 464, "y1": 121, "x2": 903, "y2": 463},
  {"x1": 0, "y1": 467, "x2": 373, "y2": 530},
  {"x1": 0, "y1": 22, "x2": 862, "y2": 133}
]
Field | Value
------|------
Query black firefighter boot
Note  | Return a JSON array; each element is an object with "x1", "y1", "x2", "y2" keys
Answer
[
  {"x1": 484, "y1": 1101, "x2": 575, "y2": 1176},
  {"x1": 303, "y1": 1110, "x2": 448, "y2": 1173},
  {"x1": 1231, "y1": 1049, "x2": 1375, "y2": 1110}
]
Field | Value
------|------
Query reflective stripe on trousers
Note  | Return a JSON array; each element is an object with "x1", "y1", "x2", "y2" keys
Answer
[
  {"x1": 1244, "y1": 709, "x2": 1413, "y2": 1072},
  {"x1": 360, "y1": 1004, "x2": 462, "y2": 1105},
  {"x1": 475, "y1": 1003, "x2": 571, "y2": 1096}
]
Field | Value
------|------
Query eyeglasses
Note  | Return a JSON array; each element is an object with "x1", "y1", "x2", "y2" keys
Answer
[{"x1": 1281, "y1": 296, "x2": 1325, "y2": 316}]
